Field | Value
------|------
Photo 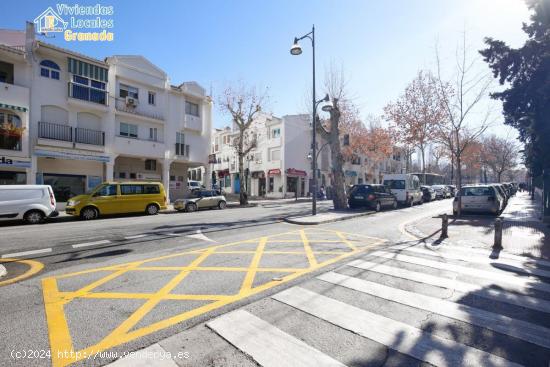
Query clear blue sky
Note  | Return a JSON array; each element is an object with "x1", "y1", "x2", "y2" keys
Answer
[{"x1": 0, "y1": 0, "x2": 532, "y2": 132}]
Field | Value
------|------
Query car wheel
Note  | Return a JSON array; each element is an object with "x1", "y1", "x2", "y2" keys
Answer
[
  {"x1": 80, "y1": 206, "x2": 98, "y2": 220},
  {"x1": 392, "y1": 200, "x2": 398, "y2": 210},
  {"x1": 146, "y1": 204, "x2": 159, "y2": 215},
  {"x1": 375, "y1": 201, "x2": 381, "y2": 212},
  {"x1": 218, "y1": 201, "x2": 227, "y2": 209},
  {"x1": 24, "y1": 210, "x2": 45, "y2": 224},
  {"x1": 186, "y1": 203, "x2": 197, "y2": 213}
]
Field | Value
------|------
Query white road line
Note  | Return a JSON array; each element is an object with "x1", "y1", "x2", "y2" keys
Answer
[
  {"x1": 207, "y1": 310, "x2": 347, "y2": 367},
  {"x1": 318, "y1": 271, "x2": 550, "y2": 349},
  {"x1": 1, "y1": 248, "x2": 52, "y2": 258},
  {"x1": 124, "y1": 234, "x2": 147, "y2": 240},
  {"x1": 273, "y1": 287, "x2": 521, "y2": 367},
  {"x1": 165, "y1": 233, "x2": 181, "y2": 237},
  {"x1": 72, "y1": 240, "x2": 111, "y2": 249},
  {"x1": 390, "y1": 244, "x2": 550, "y2": 279},
  {"x1": 348, "y1": 259, "x2": 550, "y2": 314},
  {"x1": 187, "y1": 229, "x2": 216, "y2": 243},
  {"x1": 369, "y1": 251, "x2": 550, "y2": 293},
  {"x1": 105, "y1": 343, "x2": 178, "y2": 367}
]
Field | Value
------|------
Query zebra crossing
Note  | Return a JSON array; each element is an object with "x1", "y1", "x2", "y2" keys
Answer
[{"x1": 207, "y1": 242, "x2": 550, "y2": 367}]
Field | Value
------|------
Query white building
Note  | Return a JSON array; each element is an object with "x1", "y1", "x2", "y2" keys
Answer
[
  {"x1": 0, "y1": 23, "x2": 211, "y2": 203},
  {"x1": 210, "y1": 113, "x2": 313, "y2": 198}
]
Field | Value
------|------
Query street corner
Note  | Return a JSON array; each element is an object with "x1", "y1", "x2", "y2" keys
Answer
[
  {"x1": 0, "y1": 257, "x2": 44, "y2": 287},
  {"x1": 40, "y1": 228, "x2": 385, "y2": 367}
]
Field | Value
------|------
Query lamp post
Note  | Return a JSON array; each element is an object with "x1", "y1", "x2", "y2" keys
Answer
[{"x1": 291, "y1": 25, "x2": 327, "y2": 215}]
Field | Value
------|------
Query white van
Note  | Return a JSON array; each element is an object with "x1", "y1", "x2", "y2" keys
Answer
[
  {"x1": 0, "y1": 185, "x2": 58, "y2": 224},
  {"x1": 383, "y1": 174, "x2": 423, "y2": 206}
]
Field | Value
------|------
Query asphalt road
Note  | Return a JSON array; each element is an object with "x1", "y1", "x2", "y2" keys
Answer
[{"x1": 5, "y1": 198, "x2": 528, "y2": 367}]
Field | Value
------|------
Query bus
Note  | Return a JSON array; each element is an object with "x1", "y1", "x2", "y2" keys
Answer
[{"x1": 410, "y1": 172, "x2": 445, "y2": 186}]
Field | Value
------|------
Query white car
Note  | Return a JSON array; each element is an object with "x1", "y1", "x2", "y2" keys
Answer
[
  {"x1": 187, "y1": 180, "x2": 203, "y2": 192},
  {"x1": 383, "y1": 174, "x2": 423, "y2": 206},
  {"x1": 0, "y1": 185, "x2": 58, "y2": 224},
  {"x1": 453, "y1": 185, "x2": 503, "y2": 215}
]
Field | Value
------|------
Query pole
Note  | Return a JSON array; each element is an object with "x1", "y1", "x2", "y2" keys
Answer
[
  {"x1": 311, "y1": 25, "x2": 317, "y2": 216},
  {"x1": 493, "y1": 218, "x2": 503, "y2": 249}
]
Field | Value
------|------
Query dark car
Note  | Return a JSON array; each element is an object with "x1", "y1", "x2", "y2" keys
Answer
[
  {"x1": 348, "y1": 184, "x2": 398, "y2": 212},
  {"x1": 421, "y1": 186, "x2": 436, "y2": 202}
]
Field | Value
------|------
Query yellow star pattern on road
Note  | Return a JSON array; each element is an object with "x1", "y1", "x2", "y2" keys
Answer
[{"x1": 42, "y1": 228, "x2": 385, "y2": 367}]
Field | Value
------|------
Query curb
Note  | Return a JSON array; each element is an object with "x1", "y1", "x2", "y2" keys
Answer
[
  {"x1": 284, "y1": 211, "x2": 374, "y2": 225},
  {"x1": 0, "y1": 264, "x2": 6, "y2": 278}
]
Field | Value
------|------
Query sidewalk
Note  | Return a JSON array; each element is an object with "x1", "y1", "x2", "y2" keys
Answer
[{"x1": 408, "y1": 191, "x2": 550, "y2": 259}]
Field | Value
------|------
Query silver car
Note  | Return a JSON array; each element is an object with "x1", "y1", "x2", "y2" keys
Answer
[
  {"x1": 174, "y1": 190, "x2": 227, "y2": 212},
  {"x1": 453, "y1": 185, "x2": 502, "y2": 215}
]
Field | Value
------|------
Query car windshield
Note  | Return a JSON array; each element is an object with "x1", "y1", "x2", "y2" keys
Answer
[
  {"x1": 384, "y1": 180, "x2": 405, "y2": 190},
  {"x1": 350, "y1": 185, "x2": 370, "y2": 195},
  {"x1": 189, "y1": 182, "x2": 199, "y2": 187}
]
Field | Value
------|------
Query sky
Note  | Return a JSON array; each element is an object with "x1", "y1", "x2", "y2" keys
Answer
[{"x1": 0, "y1": 0, "x2": 533, "y2": 137}]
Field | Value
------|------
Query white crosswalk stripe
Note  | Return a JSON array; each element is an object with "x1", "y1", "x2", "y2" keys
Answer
[{"x1": 208, "y1": 245, "x2": 550, "y2": 367}]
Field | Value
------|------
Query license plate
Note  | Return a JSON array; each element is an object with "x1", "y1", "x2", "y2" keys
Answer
[{"x1": 354, "y1": 195, "x2": 364, "y2": 199}]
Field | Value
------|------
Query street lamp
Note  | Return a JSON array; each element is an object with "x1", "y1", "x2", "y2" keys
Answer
[{"x1": 290, "y1": 25, "x2": 323, "y2": 215}]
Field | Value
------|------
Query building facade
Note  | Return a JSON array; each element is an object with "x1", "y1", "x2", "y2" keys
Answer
[{"x1": 0, "y1": 23, "x2": 211, "y2": 203}]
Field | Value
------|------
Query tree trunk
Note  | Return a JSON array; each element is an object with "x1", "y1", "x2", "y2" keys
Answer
[
  {"x1": 420, "y1": 146, "x2": 426, "y2": 178},
  {"x1": 326, "y1": 108, "x2": 348, "y2": 210},
  {"x1": 238, "y1": 136, "x2": 248, "y2": 206},
  {"x1": 456, "y1": 154, "x2": 462, "y2": 216}
]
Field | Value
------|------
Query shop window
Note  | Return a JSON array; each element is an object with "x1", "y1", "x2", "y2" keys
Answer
[
  {"x1": 40, "y1": 60, "x2": 60, "y2": 80},
  {"x1": 268, "y1": 176, "x2": 274, "y2": 192},
  {"x1": 119, "y1": 83, "x2": 139, "y2": 99},
  {"x1": 0, "y1": 111, "x2": 23, "y2": 151},
  {"x1": 144, "y1": 159, "x2": 156, "y2": 171},
  {"x1": 43, "y1": 173, "x2": 86, "y2": 202},
  {"x1": 0, "y1": 171, "x2": 26, "y2": 185}
]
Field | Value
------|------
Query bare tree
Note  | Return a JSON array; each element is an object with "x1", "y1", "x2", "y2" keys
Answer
[
  {"x1": 219, "y1": 83, "x2": 268, "y2": 205},
  {"x1": 384, "y1": 70, "x2": 446, "y2": 176},
  {"x1": 435, "y1": 33, "x2": 494, "y2": 215},
  {"x1": 481, "y1": 134, "x2": 519, "y2": 182}
]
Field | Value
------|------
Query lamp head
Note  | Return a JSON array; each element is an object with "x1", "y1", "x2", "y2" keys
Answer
[
  {"x1": 290, "y1": 38, "x2": 302, "y2": 55},
  {"x1": 321, "y1": 105, "x2": 333, "y2": 112}
]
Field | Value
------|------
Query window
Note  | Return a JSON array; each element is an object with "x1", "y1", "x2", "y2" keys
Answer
[
  {"x1": 129, "y1": 173, "x2": 137, "y2": 179},
  {"x1": 95, "y1": 184, "x2": 117, "y2": 196},
  {"x1": 176, "y1": 132, "x2": 185, "y2": 155},
  {"x1": 119, "y1": 84, "x2": 139, "y2": 99},
  {"x1": 70, "y1": 75, "x2": 106, "y2": 105},
  {"x1": 144, "y1": 184, "x2": 160, "y2": 194},
  {"x1": 0, "y1": 111, "x2": 23, "y2": 151},
  {"x1": 145, "y1": 159, "x2": 157, "y2": 171},
  {"x1": 148, "y1": 91, "x2": 156, "y2": 105},
  {"x1": 40, "y1": 60, "x2": 60, "y2": 80},
  {"x1": 120, "y1": 122, "x2": 138, "y2": 138},
  {"x1": 118, "y1": 172, "x2": 126, "y2": 179},
  {"x1": 185, "y1": 101, "x2": 199, "y2": 116},
  {"x1": 270, "y1": 149, "x2": 280, "y2": 161},
  {"x1": 121, "y1": 184, "x2": 144, "y2": 195},
  {"x1": 149, "y1": 127, "x2": 158, "y2": 141},
  {"x1": 271, "y1": 128, "x2": 281, "y2": 138}
]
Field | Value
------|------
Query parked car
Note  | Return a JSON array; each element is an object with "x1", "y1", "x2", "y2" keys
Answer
[
  {"x1": 446, "y1": 185, "x2": 456, "y2": 197},
  {"x1": 65, "y1": 182, "x2": 167, "y2": 220},
  {"x1": 420, "y1": 186, "x2": 436, "y2": 202},
  {"x1": 348, "y1": 184, "x2": 398, "y2": 212},
  {"x1": 383, "y1": 174, "x2": 423, "y2": 206},
  {"x1": 431, "y1": 185, "x2": 450, "y2": 199},
  {"x1": 453, "y1": 185, "x2": 503, "y2": 215},
  {"x1": 174, "y1": 190, "x2": 227, "y2": 212},
  {"x1": 188, "y1": 180, "x2": 204, "y2": 193},
  {"x1": 0, "y1": 185, "x2": 58, "y2": 224},
  {"x1": 491, "y1": 184, "x2": 508, "y2": 208}
]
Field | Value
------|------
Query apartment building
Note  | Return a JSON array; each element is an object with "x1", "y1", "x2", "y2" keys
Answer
[
  {"x1": 210, "y1": 113, "x2": 313, "y2": 198},
  {"x1": 0, "y1": 23, "x2": 211, "y2": 202}
]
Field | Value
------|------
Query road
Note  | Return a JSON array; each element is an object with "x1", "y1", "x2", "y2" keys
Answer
[{"x1": 1, "y1": 198, "x2": 548, "y2": 367}]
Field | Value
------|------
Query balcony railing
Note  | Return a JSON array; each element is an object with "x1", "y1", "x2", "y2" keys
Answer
[
  {"x1": 38, "y1": 121, "x2": 105, "y2": 146},
  {"x1": 175, "y1": 143, "x2": 189, "y2": 157},
  {"x1": 75, "y1": 127, "x2": 105, "y2": 146},
  {"x1": 68, "y1": 82, "x2": 108, "y2": 106},
  {"x1": 38, "y1": 121, "x2": 72, "y2": 142},
  {"x1": 115, "y1": 99, "x2": 164, "y2": 120}
]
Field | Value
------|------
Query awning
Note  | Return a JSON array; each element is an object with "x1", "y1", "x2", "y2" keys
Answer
[
  {"x1": 0, "y1": 103, "x2": 27, "y2": 112},
  {"x1": 286, "y1": 168, "x2": 307, "y2": 177},
  {"x1": 217, "y1": 169, "x2": 230, "y2": 177},
  {"x1": 267, "y1": 169, "x2": 281, "y2": 176},
  {"x1": 68, "y1": 57, "x2": 108, "y2": 82}
]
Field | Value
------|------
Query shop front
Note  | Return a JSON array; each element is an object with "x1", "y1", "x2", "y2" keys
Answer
[
  {"x1": 266, "y1": 169, "x2": 282, "y2": 198},
  {"x1": 286, "y1": 168, "x2": 308, "y2": 197},
  {"x1": 0, "y1": 155, "x2": 31, "y2": 184},
  {"x1": 250, "y1": 171, "x2": 266, "y2": 197}
]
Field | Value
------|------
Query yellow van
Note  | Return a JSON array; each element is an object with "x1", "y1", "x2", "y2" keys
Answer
[{"x1": 65, "y1": 182, "x2": 167, "y2": 220}]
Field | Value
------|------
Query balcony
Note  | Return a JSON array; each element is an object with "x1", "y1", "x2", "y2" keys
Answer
[
  {"x1": 115, "y1": 99, "x2": 164, "y2": 121},
  {"x1": 68, "y1": 82, "x2": 108, "y2": 106},
  {"x1": 38, "y1": 121, "x2": 105, "y2": 147},
  {"x1": 184, "y1": 114, "x2": 202, "y2": 132}
]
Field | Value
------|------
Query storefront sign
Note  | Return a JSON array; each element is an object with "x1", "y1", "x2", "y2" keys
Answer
[
  {"x1": 345, "y1": 170, "x2": 358, "y2": 177},
  {"x1": 286, "y1": 168, "x2": 307, "y2": 177},
  {"x1": 267, "y1": 169, "x2": 281, "y2": 176},
  {"x1": 137, "y1": 173, "x2": 161, "y2": 181},
  {"x1": 34, "y1": 149, "x2": 110, "y2": 162},
  {"x1": 0, "y1": 156, "x2": 31, "y2": 168},
  {"x1": 218, "y1": 169, "x2": 230, "y2": 178}
]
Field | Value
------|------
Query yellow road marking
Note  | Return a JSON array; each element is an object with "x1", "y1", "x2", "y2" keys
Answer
[
  {"x1": 0, "y1": 258, "x2": 44, "y2": 287},
  {"x1": 43, "y1": 228, "x2": 386, "y2": 367}
]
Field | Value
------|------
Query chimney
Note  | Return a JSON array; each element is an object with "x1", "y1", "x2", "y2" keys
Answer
[{"x1": 25, "y1": 21, "x2": 35, "y2": 62}]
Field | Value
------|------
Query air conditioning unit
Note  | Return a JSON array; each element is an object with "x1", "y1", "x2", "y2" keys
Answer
[{"x1": 125, "y1": 96, "x2": 138, "y2": 107}]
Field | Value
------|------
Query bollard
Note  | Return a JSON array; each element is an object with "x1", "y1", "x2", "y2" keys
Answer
[
  {"x1": 441, "y1": 214, "x2": 448, "y2": 238},
  {"x1": 494, "y1": 218, "x2": 503, "y2": 249}
]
